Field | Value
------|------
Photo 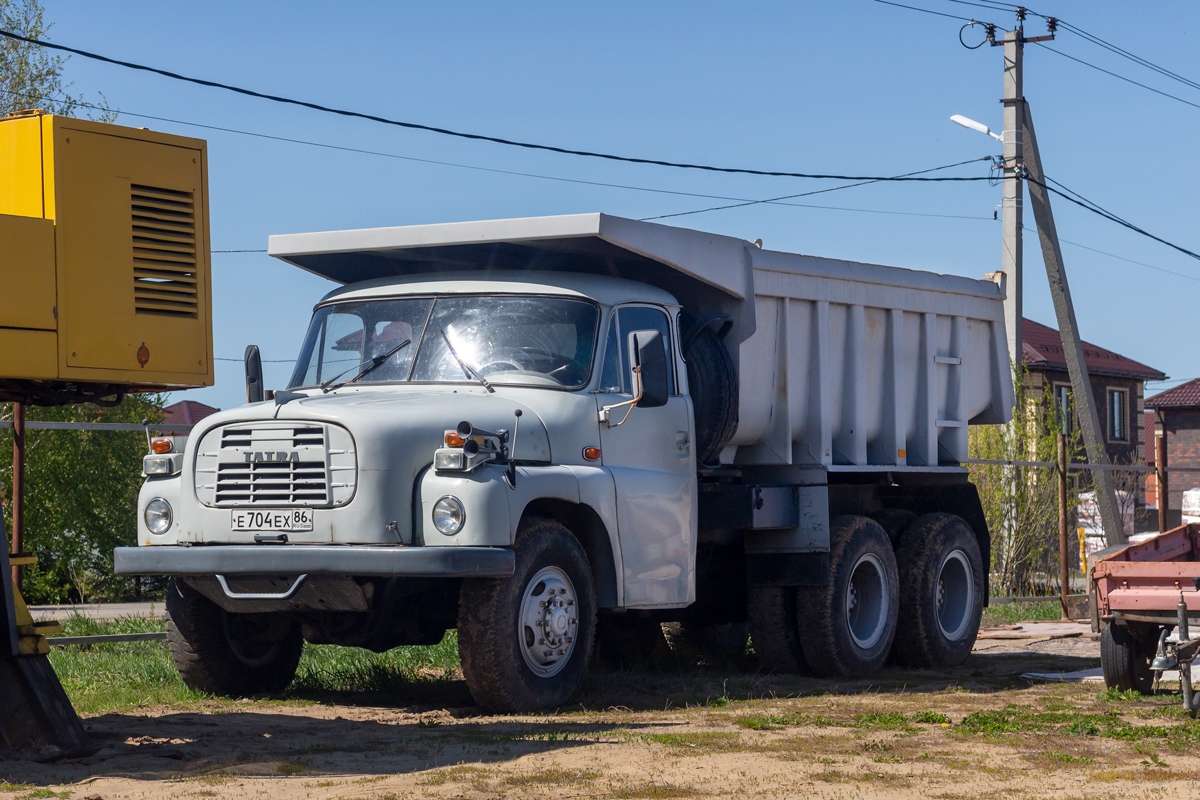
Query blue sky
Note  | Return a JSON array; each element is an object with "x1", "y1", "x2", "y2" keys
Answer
[{"x1": 40, "y1": 1, "x2": 1200, "y2": 411}]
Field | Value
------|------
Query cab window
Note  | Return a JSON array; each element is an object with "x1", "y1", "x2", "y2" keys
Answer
[{"x1": 615, "y1": 306, "x2": 675, "y2": 396}]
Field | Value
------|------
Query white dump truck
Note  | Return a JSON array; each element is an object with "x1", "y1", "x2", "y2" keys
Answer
[{"x1": 115, "y1": 213, "x2": 1013, "y2": 712}]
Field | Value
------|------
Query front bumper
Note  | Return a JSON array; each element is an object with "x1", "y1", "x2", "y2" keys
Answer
[{"x1": 114, "y1": 544, "x2": 515, "y2": 578}]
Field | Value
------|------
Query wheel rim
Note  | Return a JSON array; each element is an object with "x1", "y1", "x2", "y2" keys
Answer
[
  {"x1": 936, "y1": 549, "x2": 974, "y2": 641},
  {"x1": 222, "y1": 613, "x2": 283, "y2": 668},
  {"x1": 518, "y1": 566, "x2": 579, "y2": 678},
  {"x1": 845, "y1": 553, "x2": 889, "y2": 650}
]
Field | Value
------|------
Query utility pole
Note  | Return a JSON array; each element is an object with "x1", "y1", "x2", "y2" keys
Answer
[
  {"x1": 1022, "y1": 105, "x2": 1126, "y2": 546},
  {"x1": 1000, "y1": 27, "x2": 1024, "y2": 366}
]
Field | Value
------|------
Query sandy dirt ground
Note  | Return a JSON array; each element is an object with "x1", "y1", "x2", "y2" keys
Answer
[{"x1": 4, "y1": 628, "x2": 1200, "y2": 800}]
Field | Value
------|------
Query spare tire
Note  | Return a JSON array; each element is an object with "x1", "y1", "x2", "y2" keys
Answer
[{"x1": 683, "y1": 323, "x2": 738, "y2": 466}]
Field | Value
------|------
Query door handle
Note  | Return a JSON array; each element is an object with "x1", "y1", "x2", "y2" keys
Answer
[{"x1": 677, "y1": 430, "x2": 690, "y2": 453}]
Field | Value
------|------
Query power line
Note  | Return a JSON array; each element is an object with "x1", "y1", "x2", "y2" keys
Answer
[
  {"x1": 1027, "y1": 174, "x2": 1200, "y2": 263},
  {"x1": 872, "y1": 0, "x2": 987, "y2": 24},
  {"x1": 0, "y1": 27, "x2": 995, "y2": 184},
  {"x1": 1025, "y1": 227, "x2": 1200, "y2": 285},
  {"x1": 641, "y1": 157, "x2": 996, "y2": 221},
  {"x1": 1, "y1": 86, "x2": 1003, "y2": 228},
  {"x1": 1033, "y1": 43, "x2": 1200, "y2": 112}
]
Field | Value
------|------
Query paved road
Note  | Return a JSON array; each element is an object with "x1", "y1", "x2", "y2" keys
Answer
[{"x1": 29, "y1": 602, "x2": 163, "y2": 621}]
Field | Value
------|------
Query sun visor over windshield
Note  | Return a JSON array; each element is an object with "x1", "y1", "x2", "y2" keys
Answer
[{"x1": 268, "y1": 213, "x2": 757, "y2": 345}]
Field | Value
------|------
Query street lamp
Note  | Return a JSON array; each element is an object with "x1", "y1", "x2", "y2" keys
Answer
[{"x1": 950, "y1": 114, "x2": 1004, "y2": 142}]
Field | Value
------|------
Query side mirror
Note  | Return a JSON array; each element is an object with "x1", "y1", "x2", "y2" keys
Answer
[
  {"x1": 245, "y1": 345, "x2": 264, "y2": 404},
  {"x1": 632, "y1": 330, "x2": 669, "y2": 409}
]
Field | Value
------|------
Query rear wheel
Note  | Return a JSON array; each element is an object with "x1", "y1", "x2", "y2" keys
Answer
[
  {"x1": 796, "y1": 516, "x2": 899, "y2": 677},
  {"x1": 748, "y1": 586, "x2": 808, "y2": 674},
  {"x1": 1101, "y1": 623, "x2": 1155, "y2": 694},
  {"x1": 892, "y1": 513, "x2": 985, "y2": 668},
  {"x1": 165, "y1": 578, "x2": 303, "y2": 696},
  {"x1": 458, "y1": 517, "x2": 597, "y2": 712}
]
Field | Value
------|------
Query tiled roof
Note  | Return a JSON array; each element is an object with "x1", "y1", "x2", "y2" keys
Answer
[
  {"x1": 162, "y1": 400, "x2": 220, "y2": 427},
  {"x1": 1146, "y1": 378, "x2": 1200, "y2": 408},
  {"x1": 1021, "y1": 319, "x2": 1166, "y2": 381}
]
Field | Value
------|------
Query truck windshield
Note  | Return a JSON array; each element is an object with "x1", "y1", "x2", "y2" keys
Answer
[{"x1": 289, "y1": 295, "x2": 599, "y2": 390}]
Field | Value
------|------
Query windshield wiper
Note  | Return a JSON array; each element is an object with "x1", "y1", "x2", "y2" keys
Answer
[
  {"x1": 439, "y1": 328, "x2": 494, "y2": 393},
  {"x1": 320, "y1": 339, "x2": 411, "y2": 393}
]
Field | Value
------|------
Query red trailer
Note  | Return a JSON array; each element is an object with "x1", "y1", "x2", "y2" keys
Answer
[{"x1": 1091, "y1": 524, "x2": 1200, "y2": 714}]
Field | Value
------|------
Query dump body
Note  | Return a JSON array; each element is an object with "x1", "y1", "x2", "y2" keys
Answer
[
  {"x1": 732, "y1": 249, "x2": 1012, "y2": 467},
  {"x1": 269, "y1": 212, "x2": 1013, "y2": 465}
]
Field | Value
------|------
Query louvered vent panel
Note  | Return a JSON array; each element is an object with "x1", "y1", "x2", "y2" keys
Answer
[{"x1": 131, "y1": 184, "x2": 199, "y2": 318}]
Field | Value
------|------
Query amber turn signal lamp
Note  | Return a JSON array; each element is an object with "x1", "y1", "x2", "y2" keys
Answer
[
  {"x1": 150, "y1": 438, "x2": 173, "y2": 454},
  {"x1": 583, "y1": 447, "x2": 602, "y2": 461},
  {"x1": 444, "y1": 431, "x2": 467, "y2": 447}
]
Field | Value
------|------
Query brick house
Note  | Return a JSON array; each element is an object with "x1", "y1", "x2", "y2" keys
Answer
[
  {"x1": 1022, "y1": 319, "x2": 1166, "y2": 484},
  {"x1": 162, "y1": 400, "x2": 219, "y2": 435},
  {"x1": 1144, "y1": 379, "x2": 1200, "y2": 515}
]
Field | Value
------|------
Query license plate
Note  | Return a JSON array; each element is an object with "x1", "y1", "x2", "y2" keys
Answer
[{"x1": 231, "y1": 509, "x2": 314, "y2": 532}]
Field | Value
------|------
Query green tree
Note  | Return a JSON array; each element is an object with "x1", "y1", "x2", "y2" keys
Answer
[
  {"x1": 0, "y1": 0, "x2": 113, "y2": 120},
  {"x1": 968, "y1": 369, "x2": 1082, "y2": 596},
  {"x1": 1, "y1": 397, "x2": 167, "y2": 603}
]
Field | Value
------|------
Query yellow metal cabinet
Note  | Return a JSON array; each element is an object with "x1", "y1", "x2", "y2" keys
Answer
[{"x1": 0, "y1": 112, "x2": 214, "y2": 397}]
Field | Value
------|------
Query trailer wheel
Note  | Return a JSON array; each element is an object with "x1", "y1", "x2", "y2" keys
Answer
[
  {"x1": 796, "y1": 516, "x2": 899, "y2": 676},
  {"x1": 748, "y1": 587, "x2": 809, "y2": 673},
  {"x1": 683, "y1": 324, "x2": 738, "y2": 467},
  {"x1": 165, "y1": 578, "x2": 303, "y2": 696},
  {"x1": 1101, "y1": 623, "x2": 1155, "y2": 694},
  {"x1": 892, "y1": 513, "x2": 984, "y2": 668},
  {"x1": 458, "y1": 517, "x2": 597, "y2": 712}
]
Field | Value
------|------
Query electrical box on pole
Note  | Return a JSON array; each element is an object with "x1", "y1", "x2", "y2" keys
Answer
[{"x1": 0, "y1": 111, "x2": 214, "y2": 405}]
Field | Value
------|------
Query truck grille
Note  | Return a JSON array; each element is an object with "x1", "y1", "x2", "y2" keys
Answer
[{"x1": 194, "y1": 423, "x2": 357, "y2": 508}]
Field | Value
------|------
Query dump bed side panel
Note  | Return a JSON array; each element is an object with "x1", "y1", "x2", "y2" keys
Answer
[{"x1": 730, "y1": 250, "x2": 1012, "y2": 467}]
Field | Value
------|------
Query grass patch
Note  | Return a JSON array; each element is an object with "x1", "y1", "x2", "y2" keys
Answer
[
  {"x1": 911, "y1": 711, "x2": 952, "y2": 725},
  {"x1": 20, "y1": 791, "x2": 69, "y2": 800},
  {"x1": 502, "y1": 767, "x2": 600, "y2": 787},
  {"x1": 854, "y1": 711, "x2": 915, "y2": 731},
  {"x1": 982, "y1": 600, "x2": 1062, "y2": 624},
  {"x1": 733, "y1": 711, "x2": 838, "y2": 730},
  {"x1": 46, "y1": 615, "x2": 462, "y2": 713},
  {"x1": 609, "y1": 780, "x2": 694, "y2": 798},
  {"x1": 956, "y1": 703, "x2": 1200, "y2": 747},
  {"x1": 641, "y1": 731, "x2": 740, "y2": 751},
  {"x1": 1098, "y1": 687, "x2": 1150, "y2": 702}
]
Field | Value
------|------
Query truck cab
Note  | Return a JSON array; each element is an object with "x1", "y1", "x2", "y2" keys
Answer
[{"x1": 117, "y1": 213, "x2": 1012, "y2": 711}]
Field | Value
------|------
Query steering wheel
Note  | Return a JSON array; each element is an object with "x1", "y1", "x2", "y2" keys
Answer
[{"x1": 479, "y1": 359, "x2": 524, "y2": 374}]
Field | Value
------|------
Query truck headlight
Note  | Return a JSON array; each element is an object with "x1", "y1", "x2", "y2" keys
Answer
[
  {"x1": 143, "y1": 453, "x2": 182, "y2": 476},
  {"x1": 434, "y1": 450, "x2": 465, "y2": 471},
  {"x1": 432, "y1": 496, "x2": 465, "y2": 535},
  {"x1": 144, "y1": 498, "x2": 174, "y2": 535}
]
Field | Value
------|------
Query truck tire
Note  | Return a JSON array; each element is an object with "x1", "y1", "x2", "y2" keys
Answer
[
  {"x1": 748, "y1": 586, "x2": 809, "y2": 674},
  {"x1": 1101, "y1": 622, "x2": 1155, "y2": 694},
  {"x1": 684, "y1": 324, "x2": 738, "y2": 467},
  {"x1": 796, "y1": 516, "x2": 899, "y2": 677},
  {"x1": 892, "y1": 513, "x2": 984, "y2": 668},
  {"x1": 458, "y1": 516, "x2": 597, "y2": 712},
  {"x1": 165, "y1": 578, "x2": 303, "y2": 696}
]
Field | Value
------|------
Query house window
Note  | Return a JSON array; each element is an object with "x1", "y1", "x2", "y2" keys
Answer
[
  {"x1": 1054, "y1": 384, "x2": 1071, "y2": 435},
  {"x1": 1108, "y1": 388, "x2": 1127, "y2": 441}
]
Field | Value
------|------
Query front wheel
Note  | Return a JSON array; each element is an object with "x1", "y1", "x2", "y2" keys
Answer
[
  {"x1": 165, "y1": 578, "x2": 303, "y2": 696},
  {"x1": 458, "y1": 517, "x2": 597, "y2": 712}
]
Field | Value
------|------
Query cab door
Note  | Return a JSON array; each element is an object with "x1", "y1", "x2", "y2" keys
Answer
[{"x1": 596, "y1": 305, "x2": 696, "y2": 607}]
